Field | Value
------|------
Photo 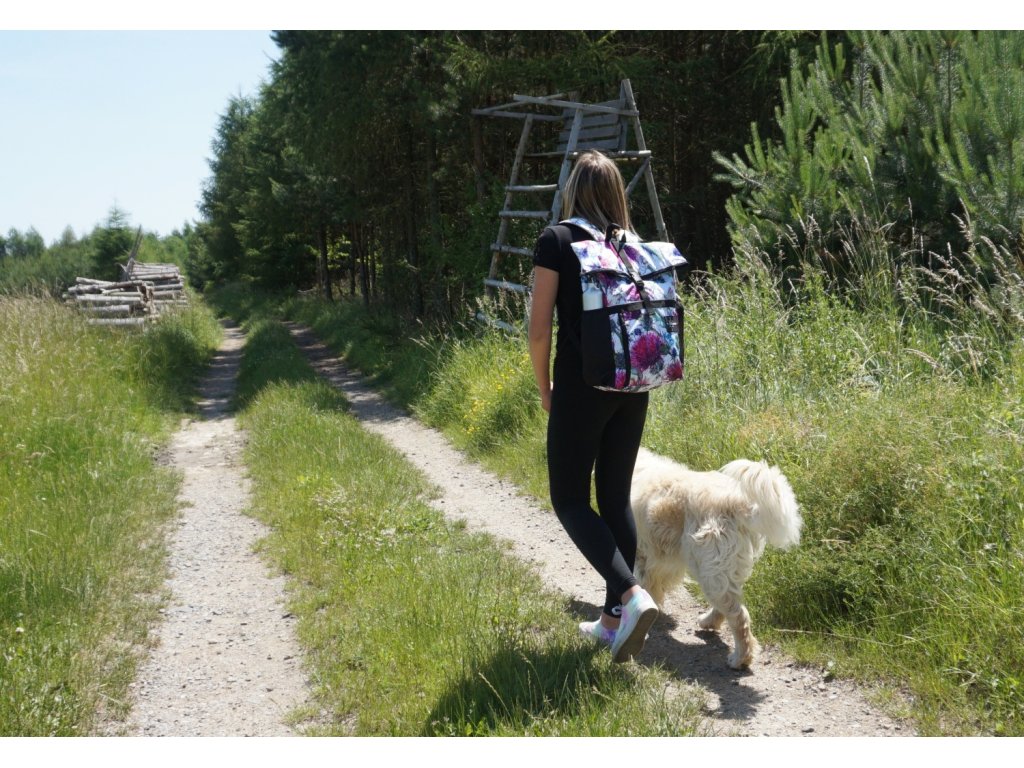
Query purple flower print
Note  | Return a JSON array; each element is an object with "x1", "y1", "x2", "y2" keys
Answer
[
  {"x1": 630, "y1": 331, "x2": 663, "y2": 372},
  {"x1": 615, "y1": 368, "x2": 628, "y2": 389},
  {"x1": 665, "y1": 359, "x2": 683, "y2": 380},
  {"x1": 598, "y1": 274, "x2": 640, "y2": 303}
]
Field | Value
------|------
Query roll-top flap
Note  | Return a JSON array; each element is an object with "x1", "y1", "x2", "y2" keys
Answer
[{"x1": 570, "y1": 239, "x2": 688, "y2": 280}]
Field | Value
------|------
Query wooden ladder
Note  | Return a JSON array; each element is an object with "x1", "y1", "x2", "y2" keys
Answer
[{"x1": 472, "y1": 79, "x2": 668, "y2": 331}]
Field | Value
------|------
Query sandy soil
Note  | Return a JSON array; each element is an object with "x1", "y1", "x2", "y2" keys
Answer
[{"x1": 285, "y1": 321, "x2": 914, "y2": 737}]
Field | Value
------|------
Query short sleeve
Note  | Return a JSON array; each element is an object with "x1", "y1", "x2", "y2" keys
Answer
[{"x1": 532, "y1": 227, "x2": 562, "y2": 272}]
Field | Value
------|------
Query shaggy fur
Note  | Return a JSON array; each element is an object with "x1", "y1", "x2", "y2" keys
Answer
[{"x1": 630, "y1": 448, "x2": 802, "y2": 669}]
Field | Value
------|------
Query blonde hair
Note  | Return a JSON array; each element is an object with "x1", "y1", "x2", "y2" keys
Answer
[{"x1": 561, "y1": 150, "x2": 632, "y2": 235}]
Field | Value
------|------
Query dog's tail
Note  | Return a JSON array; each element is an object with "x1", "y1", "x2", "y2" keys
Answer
[{"x1": 719, "y1": 460, "x2": 802, "y2": 549}]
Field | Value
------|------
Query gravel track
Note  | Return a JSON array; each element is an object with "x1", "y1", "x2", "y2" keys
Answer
[
  {"x1": 284, "y1": 321, "x2": 914, "y2": 738},
  {"x1": 109, "y1": 322, "x2": 310, "y2": 736}
]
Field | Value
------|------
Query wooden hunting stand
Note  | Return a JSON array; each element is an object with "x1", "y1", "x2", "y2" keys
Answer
[{"x1": 472, "y1": 79, "x2": 669, "y2": 331}]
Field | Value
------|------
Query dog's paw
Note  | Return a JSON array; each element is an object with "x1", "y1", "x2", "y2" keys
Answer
[
  {"x1": 727, "y1": 638, "x2": 759, "y2": 669},
  {"x1": 727, "y1": 650, "x2": 753, "y2": 670}
]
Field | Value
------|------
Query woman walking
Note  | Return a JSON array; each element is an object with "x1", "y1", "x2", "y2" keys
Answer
[{"x1": 528, "y1": 150, "x2": 659, "y2": 663}]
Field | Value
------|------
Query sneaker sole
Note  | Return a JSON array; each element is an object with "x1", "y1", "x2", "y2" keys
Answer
[{"x1": 611, "y1": 606, "x2": 658, "y2": 663}]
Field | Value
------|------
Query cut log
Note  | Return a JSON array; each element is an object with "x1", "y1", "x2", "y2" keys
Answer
[
  {"x1": 80, "y1": 304, "x2": 136, "y2": 315},
  {"x1": 73, "y1": 294, "x2": 144, "y2": 305},
  {"x1": 88, "y1": 317, "x2": 147, "y2": 327}
]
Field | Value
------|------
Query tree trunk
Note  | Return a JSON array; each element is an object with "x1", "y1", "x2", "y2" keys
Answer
[
  {"x1": 366, "y1": 224, "x2": 376, "y2": 307},
  {"x1": 425, "y1": 128, "x2": 446, "y2": 317},
  {"x1": 317, "y1": 222, "x2": 333, "y2": 301},
  {"x1": 404, "y1": 127, "x2": 424, "y2": 319},
  {"x1": 348, "y1": 222, "x2": 357, "y2": 298},
  {"x1": 471, "y1": 114, "x2": 487, "y2": 205}
]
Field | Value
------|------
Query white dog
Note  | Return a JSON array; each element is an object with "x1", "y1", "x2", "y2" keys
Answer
[{"x1": 630, "y1": 448, "x2": 802, "y2": 669}]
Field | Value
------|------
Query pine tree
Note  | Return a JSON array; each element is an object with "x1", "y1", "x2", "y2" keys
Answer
[{"x1": 716, "y1": 31, "x2": 1024, "y2": 277}]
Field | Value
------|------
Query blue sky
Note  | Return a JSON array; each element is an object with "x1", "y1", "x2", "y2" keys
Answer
[
  {"x1": 0, "y1": 31, "x2": 278, "y2": 243},
  {"x1": 2, "y1": 8, "x2": 1011, "y2": 246}
]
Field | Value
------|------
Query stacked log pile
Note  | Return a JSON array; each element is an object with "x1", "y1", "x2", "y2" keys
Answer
[
  {"x1": 64, "y1": 259, "x2": 188, "y2": 327},
  {"x1": 122, "y1": 258, "x2": 188, "y2": 313},
  {"x1": 64, "y1": 278, "x2": 153, "y2": 326}
]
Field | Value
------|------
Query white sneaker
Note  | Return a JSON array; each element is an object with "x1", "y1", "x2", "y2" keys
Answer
[
  {"x1": 579, "y1": 619, "x2": 617, "y2": 647},
  {"x1": 610, "y1": 589, "x2": 658, "y2": 663}
]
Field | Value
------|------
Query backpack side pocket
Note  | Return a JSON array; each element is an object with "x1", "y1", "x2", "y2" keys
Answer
[{"x1": 580, "y1": 307, "x2": 621, "y2": 388}]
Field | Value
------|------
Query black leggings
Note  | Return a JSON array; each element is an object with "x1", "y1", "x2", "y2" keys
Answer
[{"x1": 547, "y1": 367, "x2": 649, "y2": 616}]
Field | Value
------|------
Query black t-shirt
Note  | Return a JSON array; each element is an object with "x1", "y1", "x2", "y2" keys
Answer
[{"x1": 532, "y1": 222, "x2": 592, "y2": 378}]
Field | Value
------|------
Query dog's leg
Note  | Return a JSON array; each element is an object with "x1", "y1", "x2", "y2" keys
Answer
[
  {"x1": 696, "y1": 606, "x2": 724, "y2": 631},
  {"x1": 700, "y1": 586, "x2": 758, "y2": 669},
  {"x1": 723, "y1": 601, "x2": 758, "y2": 670}
]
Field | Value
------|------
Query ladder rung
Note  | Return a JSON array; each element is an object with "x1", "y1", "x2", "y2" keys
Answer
[
  {"x1": 506, "y1": 184, "x2": 558, "y2": 193},
  {"x1": 499, "y1": 210, "x2": 550, "y2": 220},
  {"x1": 490, "y1": 244, "x2": 534, "y2": 257},
  {"x1": 484, "y1": 278, "x2": 530, "y2": 294}
]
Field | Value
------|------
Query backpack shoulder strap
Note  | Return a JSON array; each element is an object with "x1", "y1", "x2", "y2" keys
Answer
[
  {"x1": 559, "y1": 217, "x2": 604, "y2": 242},
  {"x1": 560, "y1": 217, "x2": 642, "y2": 244}
]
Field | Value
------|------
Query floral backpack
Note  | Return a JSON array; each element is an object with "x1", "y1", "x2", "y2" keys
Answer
[{"x1": 562, "y1": 217, "x2": 688, "y2": 393}]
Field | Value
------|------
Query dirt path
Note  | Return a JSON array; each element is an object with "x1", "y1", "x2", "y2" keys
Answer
[
  {"x1": 112, "y1": 321, "x2": 309, "y2": 736},
  {"x1": 285, "y1": 321, "x2": 913, "y2": 737}
]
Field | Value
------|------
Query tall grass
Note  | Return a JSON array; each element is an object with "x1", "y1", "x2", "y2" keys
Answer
[
  {"x1": 235, "y1": 316, "x2": 706, "y2": 735},
  {"x1": 252, "y1": 221, "x2": 1024, "y2": 734},
  {"x1": 0, "y1": 296, "x2": 221, "y2": 735}
]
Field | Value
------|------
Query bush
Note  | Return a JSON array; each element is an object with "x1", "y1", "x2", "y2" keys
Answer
[{"x1": 716, "y1": 31, "x2": 1024, "y2": 277}]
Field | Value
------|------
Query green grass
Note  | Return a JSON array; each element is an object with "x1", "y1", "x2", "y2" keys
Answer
[
  {"x1": 0, "y1": 296, "x2": 221, "y2": 735},
  {"x1": 280, "y1": 293, "x2": 446, "y2": 409},
  {"x1": 234, "y1": 315, "x2": 707, "y2": 735},
  {"x1": 209, "y1": 229, "x2": 1024, "y2": 735}
]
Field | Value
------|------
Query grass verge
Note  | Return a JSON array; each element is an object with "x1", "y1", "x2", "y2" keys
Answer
[
  {"x1": 234, "y1": 315, "x2": 707, "y2": 735},
  {"x1": 0, "y1": 296, "x2": 221, "y2": 735}
]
